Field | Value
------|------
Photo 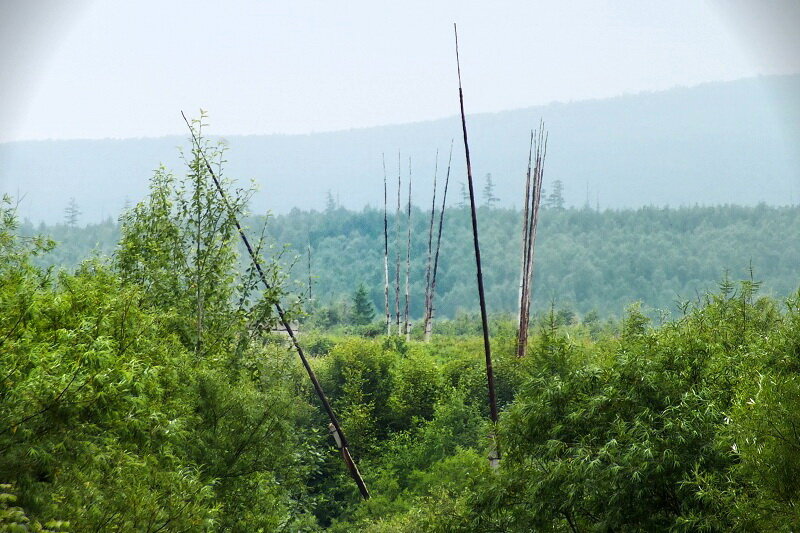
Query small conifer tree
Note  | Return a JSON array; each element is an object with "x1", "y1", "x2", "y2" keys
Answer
[
  {"x1": 351, "y1": 283, "x2": 375, "y2": 325},
  {"x1": 482, "y1": 173, "x2": 498, "y2": 206},
  {"x1": 545, "y1": 179, "x2": 565, "y2": 209},
  {"x1": 64, "y1": 197, "x2": 81, "y2": 227}
]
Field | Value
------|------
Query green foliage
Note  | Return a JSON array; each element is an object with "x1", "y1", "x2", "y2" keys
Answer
[
  {"x1": 114, "y1": 115, "x2": 262, "y2": 353},
  {"x1": 0, "y1": 125, "x2": 319, "y2": 530},
  {"x1": 5, "y1": 174, "x2": 800, "y2": 530},
  {"x1": 0, "y1": 484, "x2": 68, "y2": 532}
]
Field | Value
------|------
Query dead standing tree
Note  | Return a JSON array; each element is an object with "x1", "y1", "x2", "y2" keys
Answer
[
  {"x1": 382, "y1": 154, "x2": 391, "y2": 335},
  {"x1": 423, "y1": 140, "x2": 453, "y2": 341},
  {"x1": 307, "y1": 243, "x2": 313, "y2": 305},
  {"x1": 395, "y1": 153, "x2": 402, "y2": 334},
  {"x1": 404, "y1": 157, "x2": 412, "y2": 340},
  {"x1": 517, "y1": 123, "x2": 547, "y2": 357},
  {"x1": 181, "y1": 112, "x2": 370, "y2": 500},
  {"x1": 422, "y1": 150, "x2": 439, "y2": 339},
  {"x1": 453, "y1": 24, "x2": 500, "y2": 467}
]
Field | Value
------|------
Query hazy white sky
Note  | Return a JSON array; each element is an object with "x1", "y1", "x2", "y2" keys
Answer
[{"x1": 1, "y1": 0, "x2": 798, "y2": 142}]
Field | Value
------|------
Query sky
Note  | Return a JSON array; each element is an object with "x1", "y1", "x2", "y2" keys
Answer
[{"x1": 1, "y1": 0, "x2": 799, "y2": 143}]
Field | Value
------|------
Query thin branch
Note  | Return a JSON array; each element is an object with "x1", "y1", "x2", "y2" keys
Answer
[{"x1": 180, "y1": 111, "x2": 369, "y2": 500}]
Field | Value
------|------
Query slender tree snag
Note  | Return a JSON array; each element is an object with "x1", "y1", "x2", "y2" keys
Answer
[
  {"x1": 518, "y1": 130, "x2": 534, "y2": 327},
  {"x1": 307, "y1": 243, "x2": 313, "y2": 304},
  {"x1": 194, "y1": 148, "x2": 204, "y2": 356},
  {"x1": 517, "y1": 130, "x2": 535, "y2": 357},
  {"x1": 519, "y1": 133, "x2": 538, "y2": 357},
  {"x1": 527, "y1": 129, "x2": 547, "y2": 319},
  {"x1": 530, "y1": 131, "x2": 547, "y2": 321},
  {"x1": 425, "y1": 140, "x2": 453, "y2": 341},
  {"x1": 404, "y1": 157, "x2": 412, "y2": 340},
  {"x1": 383, "y1": 154, "x2": 391, "y2": 336},
  {"x1": 423, "y1": 150, "x2": 439, "y2": 341},
  {"x1": 453, "y1": 25, "x2": 500, "y2": 466},
  {"x1": 395, "y1": 152, "x2": 402, "y2": 334},
  {"x1": 181, "y1": 111, "x2": 370, "y2": 501}
]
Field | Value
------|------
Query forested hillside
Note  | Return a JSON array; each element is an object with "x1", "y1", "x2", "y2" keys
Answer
[
  {"x1": 3, "y1": 74, "x2": 799, "y2": 223},
  {"x1": 22, "y1": 203, "x2": 800, "y2": 320}
]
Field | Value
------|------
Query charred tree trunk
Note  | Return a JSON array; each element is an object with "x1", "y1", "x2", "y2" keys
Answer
[
  {"x1": 453, "y1": 25, "x2": 499, "y2": 466},
  {"x1": 383, "y1": 154, "x2": 391, "y2": 335},
  {"x1": 404, "y1": 157, "x2": 412, "y2": 340}
]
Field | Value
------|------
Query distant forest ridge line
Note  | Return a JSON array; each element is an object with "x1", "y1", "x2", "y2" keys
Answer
[
  {"x1": 21, "y1": 202, "x2": 800, "y2": 321},
  {"x1": 2, "y1": 74, "x2": 799, "y2": 224}
]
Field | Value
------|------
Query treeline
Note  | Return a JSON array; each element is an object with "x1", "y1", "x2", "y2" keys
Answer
[{"x1": 22, "y1": 202, "x2": 800, "y2": 320}]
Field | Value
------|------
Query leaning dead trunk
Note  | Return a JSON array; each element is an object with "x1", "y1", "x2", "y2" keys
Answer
[
  {"x1": 424, "y1": 140, "x2": 453, "y2": 341},
  {"x1": 181, "y1": 111, "x2": 370, "y2": 500},
  {"x1": 422, "y1": 150, "x2": 439, "y2": 341},
  {"x1": 453, "y1": 24, "x2": 499, "y2": 467}
]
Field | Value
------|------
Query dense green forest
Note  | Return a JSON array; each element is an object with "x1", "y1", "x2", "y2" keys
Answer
[
  {"x1": 21, "y1": 201, "x2": 800, "y2": 322},
  {"x1": 3, "y1": 130, "x2": 800, "y2": 531}
]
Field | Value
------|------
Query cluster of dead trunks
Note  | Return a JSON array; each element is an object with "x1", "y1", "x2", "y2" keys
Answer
[
  {"x1": 381, "y1": 141, "x2": 453, "y2": 342},
  {"x1": 182, "y1": 24, "x2": 547, "y2": 502}
]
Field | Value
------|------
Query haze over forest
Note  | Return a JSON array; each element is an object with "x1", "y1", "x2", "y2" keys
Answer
[{"x1": 3, "y1": 74, "x2": 799, "y2": 224}]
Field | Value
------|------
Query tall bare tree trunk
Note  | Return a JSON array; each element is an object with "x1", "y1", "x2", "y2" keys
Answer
[
  {"x1": 307, "y1": 243, "x2": 313, "y2": 304},
  {"x1": 404, "y1": 157, "x2": 412, "y2": 340},
  {"x1": 395, "y1": 152, "x2": 402, "y2": 334},
  {"x1": 383, "y1": 154, "x2": 391, "y2": 335},
  {"x1": 454, "y1": 24, "x2": 499, "y2": 467},
  {"x1": 422, "y1": 150, "x2": 439, "y2": 340},
  {"x1": 518, "y1": 130, "x2": 534, "y2": 327},
  {"x1": 425, "y1": 140, "x2": 453, "y2": 341}
]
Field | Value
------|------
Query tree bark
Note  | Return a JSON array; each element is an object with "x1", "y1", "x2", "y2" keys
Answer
[{"x1": 454, "y1": 26, "x2": 500, "y2": 465}]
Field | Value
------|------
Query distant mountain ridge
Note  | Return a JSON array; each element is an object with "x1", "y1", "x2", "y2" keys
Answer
[{"x1": 2, "y1": 75, "x2": 799, "y2": 224}]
